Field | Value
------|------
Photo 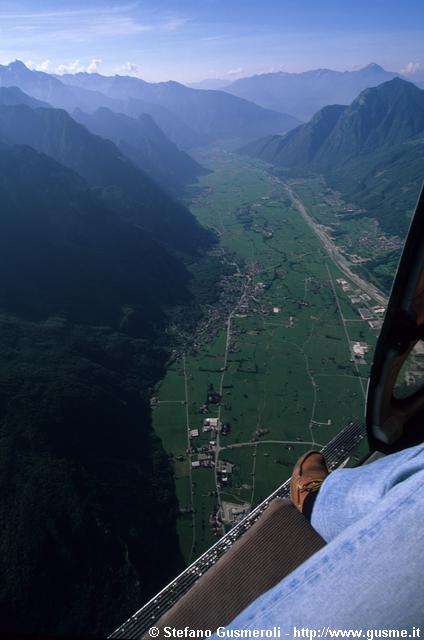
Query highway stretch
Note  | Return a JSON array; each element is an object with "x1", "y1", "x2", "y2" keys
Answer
[{"x1": 283, "y1": 182, "x2": 388, "y2": 307}]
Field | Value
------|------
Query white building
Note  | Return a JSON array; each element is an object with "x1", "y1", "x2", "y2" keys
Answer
[
  {"x1": 203, "y1": 417, "x2": 221, "y2": 431},
  {"x1": 372, "y1": 306, "x2": 386, "y2": 316},
  {"x1": 352, "y1": 341, "x2": 369, "y2": 358}
]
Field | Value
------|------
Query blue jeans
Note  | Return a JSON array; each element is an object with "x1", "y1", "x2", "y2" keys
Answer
[{"x1": 212, "y1": 443, "x2": 424, "y2": 636}]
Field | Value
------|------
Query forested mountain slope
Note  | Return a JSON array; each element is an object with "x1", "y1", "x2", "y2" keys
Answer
[
  {"x1": 0, "y1": 100, "x2": 211, "y2": 252},
  {"x1": 0, "y1": 142, "x2": 210, "y2": 634},
  {"x1": 243, "y1": 79, "x2": 424, "y2": 238}
]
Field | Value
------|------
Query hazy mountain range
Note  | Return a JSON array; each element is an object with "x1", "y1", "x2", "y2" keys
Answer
[
  {"x1": 58, "y1": 69, "x2": 300, "y2": 146},
  {"x1": 225, "y1": 63, "x2": 403, "y2": 120},
  {"x1": 187, "y1": 78, "x2": 231, "y2": 91},
  {"x1": 0, "y1": 61, "x2": 299, "y2": 149}
]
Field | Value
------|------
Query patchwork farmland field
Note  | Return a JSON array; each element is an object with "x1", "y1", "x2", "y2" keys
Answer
[{"x1": 152, "y1": 152, "x2": 382, "y2": 564}]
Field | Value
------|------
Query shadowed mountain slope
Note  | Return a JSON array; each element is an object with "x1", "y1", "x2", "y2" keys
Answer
[
  {"x1": 243, "y1": 104, "x2": 346, "y2": 167},
  {"x1": 0, "y1": 143, "x2": 199, "y2": 635},
  {"x1": 0, "y1": 85, "x2": 50, "y2": 108},
  {"x1": 73, "y1": 107, "x2": 206, "y2": 193},
  {"x1": 0, "y1": 143, "x2": 193, "y2": 325},
  {"x1": 0, "y1": 101, "x2": 212, "y2": 253}
]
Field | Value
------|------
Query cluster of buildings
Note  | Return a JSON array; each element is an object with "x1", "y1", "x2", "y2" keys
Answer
[
  {"x1": 221, "y1": 500, "x2": 251, "y2": 526},
  {"x1": 356, "y1": 305, "x2": 385, "y2": 320},
  {"x1": 356, "y1": 304, "x2": 385, "y2": 329},
  {"x1": 351, "y1": 341, "x2": 370, "y2": 363},
  {"x1": 216, "y1": 460, "x2": 234, "y2": 486},
  {"x1": 202, "y1": 417, "x2": 221, "y2": 432},
  {"x1": 335, "y1": 279, "x2": 388, "y2": 360},
  {"x1": 171, "y1": 255, "x2": 250, "y2": 357},
  {"x1": 191, "y1": 453, "x2": 213, "y2": 469},
  {"x1": 336, "y1": 278, "x2": 351, "y2": 293},
  {"x1": 190, "y1": 418, "x2": 226, "y2": 440},
  {"x1": 337, "y1": 216, "x2": 402, "y2": 262},
  {"x1": 189, "y1": 417, "x2": 232, "y2": 472},
  {"x1": 187, "y1": 412, "x2": 236, "y2": 483},
  {"x1": 349, "y1": 292, "x2": 370, "y2": 305},
  {"x1": 190, "y1": 447, "x2": 234, "y2": 487},
  {"x1": 347, "y1": 290, "x2": 386, "y2": 330}
]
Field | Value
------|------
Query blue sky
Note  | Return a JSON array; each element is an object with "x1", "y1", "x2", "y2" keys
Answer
[{"x1": 0, "y1": 0, "x2": 423, "y2": 82}]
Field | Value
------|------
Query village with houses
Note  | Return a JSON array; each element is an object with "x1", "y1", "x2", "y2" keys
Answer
[{"x1": 336, "y1": 278, "x2": 386, "y2": 362}]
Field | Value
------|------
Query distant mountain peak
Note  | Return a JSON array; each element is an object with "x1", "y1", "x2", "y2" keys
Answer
[
  {"x1": 8, "y1": 60, "x2": 30, "y2": 72},
  {"x1": 362, "y1": 62, "x2": 386, "y2": 73}
]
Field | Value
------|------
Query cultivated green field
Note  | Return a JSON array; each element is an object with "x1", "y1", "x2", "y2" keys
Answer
[
  {"x1": 287, "y1": 176, "x2": 403, "y2": 294},
  {"x1": 153, "y1": 152, "x2": 380, "y2": 564}
]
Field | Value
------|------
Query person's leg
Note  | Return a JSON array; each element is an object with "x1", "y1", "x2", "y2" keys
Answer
[
  {"x1": 211, "y1": 452, "x2": 424, "y2": 636},
  {"x1": 312, "y1": 441, "x2": 424, "y2": 541}
]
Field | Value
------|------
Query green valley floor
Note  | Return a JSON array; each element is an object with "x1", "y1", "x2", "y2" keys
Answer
[{"x1": 152, "y1": 151, "x2": 385, "y2": 564}]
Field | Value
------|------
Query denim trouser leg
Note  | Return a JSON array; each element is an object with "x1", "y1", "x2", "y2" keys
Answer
[
  {"x1": 312, "y1": 442, "x2": 424, "y2": 541},
  {"x1": 212, "y1": 443, "x2": 424, "y2": 636}
]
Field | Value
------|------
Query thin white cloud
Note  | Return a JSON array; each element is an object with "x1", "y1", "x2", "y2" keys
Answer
[
  {"x1": 263, "y1": 64, "x2": 286, "y2": 73},
  {"x1": 200, "y1": 35, "x2": 228, "y2": 43},
  {"x1": 26, "y1": 59, "x2": 50, "y2": 72},
  {"x1": 226, "y1": 67, "x2": 245, "y2": 77},
  {"x1": 86, "y1": 58, "x2": 102, "y2": 73},
  {"x1": 0, "y1": 19, "x2": 154, "y2": 46},
  {"x1": 0, "y1": 2, "x2": 141, "y2": 21},
  {"x1": 56, "y1": 60, "x2": 84, "y2": 74},
  {"x1": 161, "y1": 17, "x2": 190, "y2": 32},
  {"x1": 115, "y1": 61, "x2": 141, "y2": 74},
  {"x1": 56, "y1": 59, "x2": 102, "y2": 74},
  {"x1": 0, "y1": 4, "x2": 187, "y2": 46},
  {"x1": 401, "y1": 61, "x2": 422, "y2": 75},
  {"x1": 82, "y1": 16, "x2": 154, "y2": 38}
]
